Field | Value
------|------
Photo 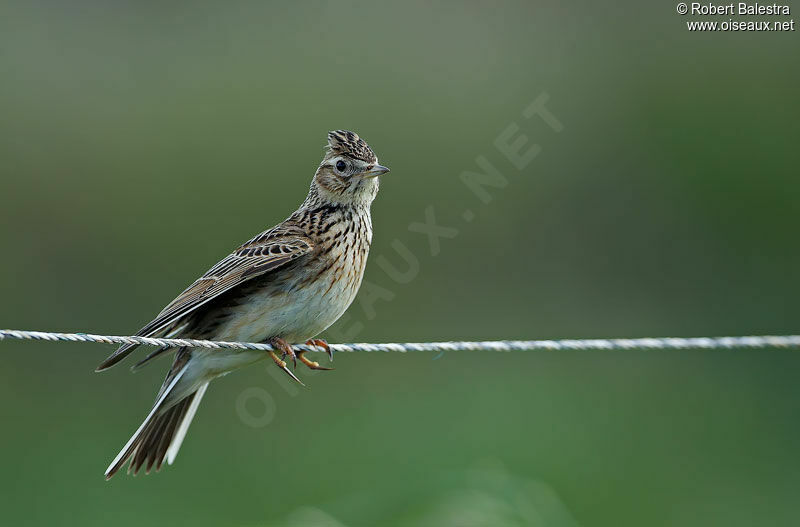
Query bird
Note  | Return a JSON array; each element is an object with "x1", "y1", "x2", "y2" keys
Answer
[{"x1": 97, "y1": 130, "x2": 390, "y2": 479}]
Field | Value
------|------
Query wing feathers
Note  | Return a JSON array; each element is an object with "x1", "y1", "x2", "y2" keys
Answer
[{"x1": 95, "y1": 229, "x2": 313, "y2": 371}]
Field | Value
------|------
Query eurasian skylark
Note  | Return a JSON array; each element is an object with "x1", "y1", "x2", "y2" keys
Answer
[{"x1": 98, "y1": 130, "x2": 389, "y2": 479}]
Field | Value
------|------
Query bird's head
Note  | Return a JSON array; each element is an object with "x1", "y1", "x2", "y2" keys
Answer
[{"x1": 312, "y1": 130, "x2": 390, "y2": 206}]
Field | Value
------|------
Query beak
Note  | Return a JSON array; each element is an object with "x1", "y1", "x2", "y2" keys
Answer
[{"x1": 360, "y1": 164, "x2": 390, "y2": 178}]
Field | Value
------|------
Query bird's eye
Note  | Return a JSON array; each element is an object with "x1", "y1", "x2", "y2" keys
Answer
[{"x1": 335, "y1": 160, "x2": 347, "y2": 173}]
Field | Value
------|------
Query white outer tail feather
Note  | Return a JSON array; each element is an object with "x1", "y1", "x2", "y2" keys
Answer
[
  {"x1": 166, "y1": 381, "x2": 208, "y2": 465},
  {"x1": 104, "y1": 365, "x2": 188, "y2": 478}
]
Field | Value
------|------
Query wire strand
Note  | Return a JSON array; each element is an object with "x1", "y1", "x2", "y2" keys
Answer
[{"x1": 2, "y1": 328, "x2": 800, "y2": 353}]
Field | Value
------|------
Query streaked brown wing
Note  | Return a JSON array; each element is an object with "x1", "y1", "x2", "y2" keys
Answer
[{"x1": 96, "y1": 226, "x2": 314, "y2": 371}]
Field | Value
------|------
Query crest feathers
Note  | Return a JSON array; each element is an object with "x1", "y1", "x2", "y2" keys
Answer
[{"x1": 326, "y1": 130, "x2": 377, "y2": 163}]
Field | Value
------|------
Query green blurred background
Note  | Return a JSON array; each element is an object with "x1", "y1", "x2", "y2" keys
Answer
[{"x1": 1, "y1": 1, "x2": 799, "y2": 526}]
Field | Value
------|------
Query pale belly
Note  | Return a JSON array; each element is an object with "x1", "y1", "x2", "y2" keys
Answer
[{"x1": 192, "y1": 256, "x2": 365, "y2": 376}]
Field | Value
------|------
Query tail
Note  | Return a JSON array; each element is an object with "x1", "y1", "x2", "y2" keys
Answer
[{"x1": 104, "y1": 365, "x2": 209, "y2": 479}]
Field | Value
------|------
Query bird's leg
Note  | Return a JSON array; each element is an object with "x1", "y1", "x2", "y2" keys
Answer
[
  {"x1": 305, "y1": 338, "x2": 333, "y2": 361},
  {"x1": 268, "y1": 338, "x2": 304, "y2": 385}
]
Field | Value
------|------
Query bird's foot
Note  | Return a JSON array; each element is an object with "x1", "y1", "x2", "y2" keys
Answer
[
  {"x1": 297, "y1": 349, "x2": 334, "y2": 371},
  {"x1": 305, "y1": 338, "x2": 333, "y2": 361},
  {"x1": 271, "y1": 337, "x2": 297, "y2": 367},
  {"x1": 298, "y1": 338, "x2": 333, "y2": 370},
  {"x1": 269, "y1": 338, "x2": 304, "y2": 386}
]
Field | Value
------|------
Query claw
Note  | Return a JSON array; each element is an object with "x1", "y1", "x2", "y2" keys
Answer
[
  {"x1": 306, "y1": 338, "x2": 333, "y2": 362},
  {"x1": 269, "y1": 350, "x2": 305, "y2": 386},
  {"x1": 281, "y1": 349, "x2": 297, "y2": 369},
  {"x1": 268, "y1": 339, "x2": 304, "y2": 386},
  {"x1": 298, "y1": 340, "x2": 335, "y2": 371},
  {"x1": 299, "y1": 353, "x2": 334, "y2": 371},
  {"x1": 280, "y1": 361, "x2": 305, "y2": 385}
]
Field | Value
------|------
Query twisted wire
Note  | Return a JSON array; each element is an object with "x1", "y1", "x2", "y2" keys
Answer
[{"x1": 2, "y1": 329, "x2": 799, "y2": 353}]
